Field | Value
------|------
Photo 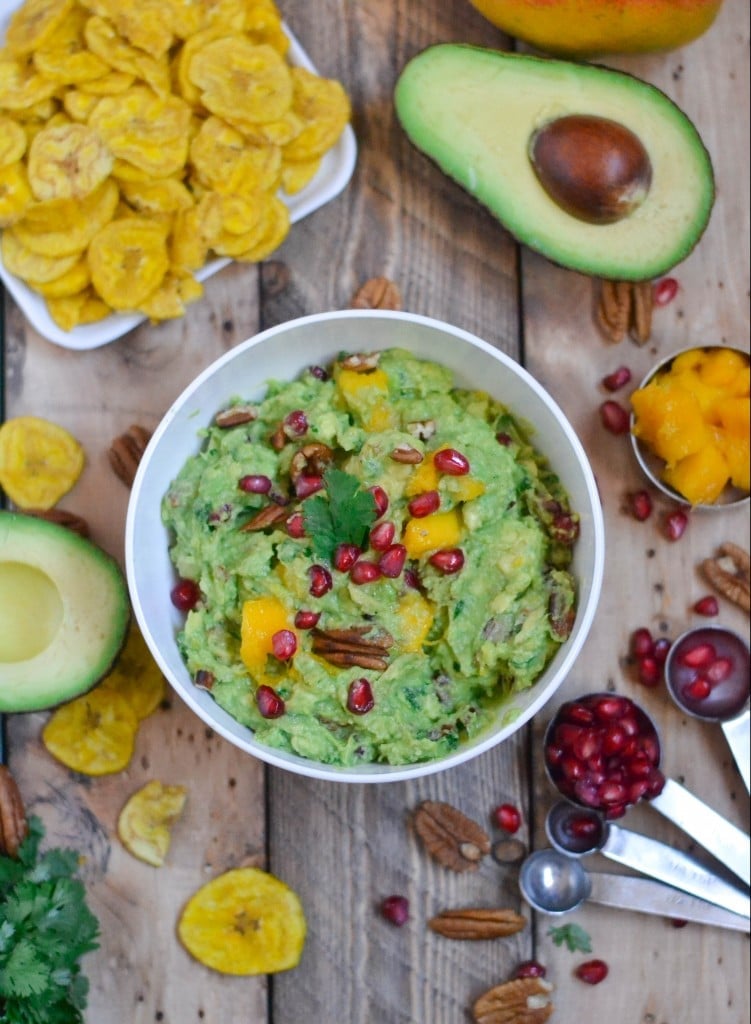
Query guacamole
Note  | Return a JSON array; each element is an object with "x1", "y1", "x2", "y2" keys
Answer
[{"x1": 162, "y1": 348, "x2": 578, "y2": 767}]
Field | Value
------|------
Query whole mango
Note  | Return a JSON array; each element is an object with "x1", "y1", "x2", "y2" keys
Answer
[{"x1": 467, "y1": 0, "x2": 723, "y2": 56}]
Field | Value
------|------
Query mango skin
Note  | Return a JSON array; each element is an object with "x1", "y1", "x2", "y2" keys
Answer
[{"x1": 468, "y1": 0, "x2": 724, "y2": 56}]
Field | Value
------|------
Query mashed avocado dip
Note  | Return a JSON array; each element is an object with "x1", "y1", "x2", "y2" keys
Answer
[{"x1": 162, "y1": 348, "x2": 578, "y2": 767}]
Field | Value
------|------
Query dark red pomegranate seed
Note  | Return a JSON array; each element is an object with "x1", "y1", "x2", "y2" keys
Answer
[
  {"x1": 429, "y1": 548, "x2": 465, "y2": 574},
  {"x1": 602, "y1": 365, "x2": 632, "y2": 392},
  {"x1": 575, "y1": 959, "x2": 609, "y2": 985},
  {"x1": 283, "y1": 409, "x2": 308, "y2": 437},
  {"x1": 550, "y1": 513, "x2": 580, "y2": 544},
  {"x1": 706, "y1": 656, "x2": 733, "y2": 683},
  {"x1": 680, "y1": 642, "x2": 716, "y2": 668},
  {"x1": 637, "y1": 655, "x2": 662, "y2": 688},
  {"x1": 496, "y1": 432, "x2": 513, "y2": 446},
  {"x1": 256, "y1": 685, "x2": 285, "y2": 718},
  {"x1": 629, "y1": 490, "x2": 653, "y2": 521},
  {"x1": 565, "y1": 814, "x2": 601, "y2": 841},
  {"x1": 494, "y1": 803, "x2": 522, "y2": 834},
  {"x1": 370, "y1": 521, "x2": 396, "y2": 550},
  {"x1": 670, "y1": 918, "x2": 689, "y2": 929},
  {"x1": 381, "y1": 894, "x2": 409, "y2": 926},
  {"x1": 170, "y1": 578, "x2": 201, "y2": 612},
  {"x1": 693, "y1": 595, "x2": 719, "y2": 617},
  {"x1": 599, "y1": 780, "x2": 628, "y2": 805},
  {"x1": 294, "y1": 610, "x2": 320, "y2": 630},
  {"x1": 514, "y1": 961, "x2": 547, "y2": 980},
  {"x1": 294, "y1": 475, "x2": 324, "y2": 498},
  {"x1": 684, "y1": 677, "x2": 711, "y2": 701},
  {"x1": 369, "y1": 485, "x2": 389, "y2": 518},
  {"x1": 602, "y1": 724, "x2": 627, "y2": 755},
  {"x1": 408, "y1": 490, "x2": 440, "y2": 518},
  {"x1": 333, "y1": 543, "x2": 361, "y2": 572},
  {"x1": 599, "y1": 400, "x2": 630, "y2": 434},
  {"x1": 653, "y1": 637, "x2": 672, "y2": 664},
  {"x1": 350, "y1": 560, "x2": 382, "y2": 585},
  {"x1": 433, "y1": 448, "x2": 470, "y2": 475},
  {"x1": 271, "y1": 629, "x2": 297, "y2": 660},
  {"x1": 404, "y1": 569, "x2": 421, "y2": 589},
  {"x1": 308, "y1": 365, "x2": 329, "y2": 381},
  {"x1": 653, "y1": 277, "x2": 679, "y2": 306},
  {"x1": 631, "y1": 627, "x2": 654, "y2": 658},
  {"x1": 347, "y1": 677, "x2": 375, "y2": 714},
  {"x1": 564, "y1": 704, "x2": 595, "y2": 726},
  {"x1": 309, "y1": 564, "x2": 333, "y2": 597},
  {"x1": 593, "y1": 695, "x2": 629, "y2": 720},
  {"x1": 378, "y1": 544, "x2": 407, "y2": 578},
  {"x1": 239, "y1": 474, "x2": 272, "y2": 494},
  {"x1": 664, "y1": 509, "x2": 689, "y2": 541},
  {"x1": 286, "y1": 512, "x2": 306, "y2": 538}
]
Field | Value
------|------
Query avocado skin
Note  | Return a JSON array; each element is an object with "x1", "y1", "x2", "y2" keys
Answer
[
  {"x1": 394, "y1": 45, "x2": 715, "y2": 280},
  {"x1": 0, "y1": 510, "x2": 130, "y2": 713}
]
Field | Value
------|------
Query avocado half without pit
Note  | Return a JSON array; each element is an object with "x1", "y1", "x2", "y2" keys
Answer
[
  {"x1": 394, "y1": 45, "x2": 714, "y2": 280},
  {"x1": 0, "y1": 511, "x2": 130, "y2": 713}
]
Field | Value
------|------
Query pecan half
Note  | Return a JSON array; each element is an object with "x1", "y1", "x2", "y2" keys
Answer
[
  {"x1": 407, "y1": 419, "x2": 437, "y2": 442},
  {"x1": 0, "y1": 766, "x2": 28, "y2": 859},
  {"x1": 214, "y1": 405, "x2": 258, "y2": 428},
  {"x1": 701, "y1": 542, "x2": 751, "y2": 613},
  {"x1": 413, "y1": 800, "x2": 490, "y2": 872},
  {"x1": 339, "y1": 351, "x2": 382, "y2": 372},
  {"x1": 109, "y1": 424, "x2": 152, "y2": 487},
  {"x1": 311, "y1": 626, "x2": 393, "y2": 670},
  {"x1": 194, "y1": 670, "x2": 215, "y2": 691},
  {"x1": 595, "y1": 279, "x2": 653, "y2": 345},
  {"x1": 428, "y1": 907, "x2": 526, "y2": 940},
  {"x1": 289, "y1": 443, "x2": 334, "y2": 483},
  {"x1": 351, "y1": 276, "x2": 402, "y2": 311},
  {"x1": 239, "y1": 503, "x2": 290, "y2": 533},
  {"x1": 23, "y1": 507, "x2": 90, "y2": 538},
  {"x1": 629, "y1": 279, "x2": 654, "y2": 345},
  {"x1": 473, "y1": 977, "x2": 554, "y2": 1024},
  {"x1": 390, "y1": 443, "x2": 424, "y2": 464}
]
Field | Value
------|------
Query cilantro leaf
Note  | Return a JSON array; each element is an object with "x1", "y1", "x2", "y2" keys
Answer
[
  {"x1": 547, "y1": 921, "x2": 592, "y2": 953},
  {"x1": 303, "y1": 467, "x2": 376, "y2": 562}
]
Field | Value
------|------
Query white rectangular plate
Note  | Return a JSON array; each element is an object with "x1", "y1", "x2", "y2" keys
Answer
[{"x1": 0, "y1": 7, "x2": 357, "y2": 350}]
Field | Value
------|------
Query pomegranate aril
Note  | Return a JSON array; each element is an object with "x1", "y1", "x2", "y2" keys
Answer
[
  {"x1": 599, "y1": 400, "x2": 630, "y2": 434},
  {"x1": 629, "y1": 489, "x2": 653, "y2": 521},
  {"x1": 565, "y1": 814, "x2": 600, "y2": 841},
  {"x1": 631, "y1": 627, "x2": 654, "y2": 658},
  {"x1": 626, "y1": 752, "x2": 653, "y2": 779},
  {"x1": 496, "y1": 431, "x2": 513, "y2": 446},
  {"x1": 170, "y1": 578, "x2": 201, "y2": 612},
  {"x1": 550, "y1": 512, "x2": 580, "y2": 544},
  {"x1": 239, "y1": 474, "x2": 272, "y2": 494},
  {"x1": 574, "y1": 779, "x2": 601, "y2": 807},
  {"x1": 408, "y1": 490, "x2": 440, "y2": 517},
  {"x1": 575, "y1": 959, "x2": 609, "y2": 985},
  {"x1": 514, "y1": 961, "x2": 547, "y2": 980},
  {"x1": 333, "y1": 543, "x2": 361, "y2": 572},
  {"x1": 294, "y1": 610, "x2": 321, "y2": 630},
  {"x1": 294, "y1": 474, "x2": 324, "y2": 498},
  {"x1": 308, "y1": 364, "x2": 329, "y2": 381},
  {"x1": 347, "y1": 677, "x2": 375, "y2": 714},
  {"x1": 593, "y1": 696, "x2": 628, "y2": 720},
  {"x1": 628, "y1": 779, "x2": 650, "y2": 804},
  {"x1": 271, "y1": 629, "x2": 297, "y2": 660},
  {"x1": 283, "y1": 409, "x2": 308, "y2": 437},
  {"x1": 560, "y1": 756, "x2": 585, "y2": 782},
  {"x1": 381, "y1": 894, "x2": 409, "y2": 926},
  {"x1": 494, "y1": 803, "x2": 522, "y2": 834},
  {"x1": 664, "y1": 509, "x2": 689, "y2": 541},
  {"x1": 309, "y1": 564, "x2": 333, "y2": 597},
  {"x1": 350, "y1": 560, "x2": 382, "y2": 585},
  {"x1": 598, "y1": 780, "x2": 627, "y2": 805},
  {"x1": 645, "y1": 767, "x2": 666, "y2": 797},
  {"x1": 378, "y1": 544, "x2": 407, "y2": 578},
  {"x1": 653, "y1": 637, "x2": 672, "y2": 664},
  {"x1": 602, "y1": 724, "x2": 627, "y2": 755},
  {"x1": 693, "y1": 595, "x2": 719, "y2": 617},
  {"x1": 679, "y1": 642, "x2": 716, "y2": 668},
  {"x1": 706, "y1": 656, "x2": 733, "y2": 683},
  {"x1": 370, "y1": 521, "x2": 396, "y2": 550},
  {"x1": 653, "y1": 276, "x2": 679, "y2": 306},
  {"x1": 256, "y1": 684, "x2": 285, "y2": 718},
  {"x1": 286, "y1": 512, "x2": 306, "y2": 538},
  {"x1": 564, "y1": 703, "x2": 595, "y2": 726},
  {"x1": 684, "y1": 677, "x2": 711, "y2": 701},
  {"x1": 637, "y1": 655, "x2": 662, "y2": 687},
  {"x1": 433, "y1": 448, "x2": 470, "y2": 475},
  {"x1": 573, "y1": 729, "x2": 600, "y2": 761},
  {"x1": 404, "y1": 569, "x2": 421, "y2": 590},
  {"x1": 369, "y1": 485, "x2": 389, "y2": 518},
  {"x1": 429, "y1": 548, "x2": 465, "y2": 574},
  {"x1": 602, "y1": 365, "x2": 632, "y2": 392}
]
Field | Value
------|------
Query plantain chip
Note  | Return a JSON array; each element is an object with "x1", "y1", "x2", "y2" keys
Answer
[
  {"x1": 87, "y1": 217, "x2": 170, "y2": 310},
  {"x1": 4, "y1": 0, "x2": 74, "y2": 57},
  {"x1": 32, "y1": 6, "x2": 109, "y2": 85},
  {"x1": 0, "y1": 162, "x2": 32, "y2": 227},
  {"x1": 27, "y1": 121, "x2": 113, "y2": 200},
  {"x1": 45, "y1": 286, "x2": 111, "y2": 330},
  {"x1": 42, "y1": 688, "x2": 138, "y2": 775},
  {"x1": 117, "y1": 780, "x2": 187, "y2": 866},
  {"x1": 0, "y1": 414, "x2": 84, "y2": 509},
  {"x1": 98, "y1": 620, "x2": 166, "y2": 719},
  {"x1": 0, "y1": 116, "x2": 27, "y2": 167},
  {"x1": 178, "y1": 867, "x2": 307, "y2": 975}
]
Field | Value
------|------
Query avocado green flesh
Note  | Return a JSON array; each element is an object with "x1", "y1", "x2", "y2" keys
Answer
[
  {"x1": 394, "y1": 45, "x2": 715, "y2": 280},
  {"x1": 0, "y1": 511, "x2": 130, "y2": 712}
]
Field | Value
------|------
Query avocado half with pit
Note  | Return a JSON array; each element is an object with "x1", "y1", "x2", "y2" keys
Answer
[
  {"x1": 394, "y1": 45, "x2": 714, "y2": 280},
  {"x1": 0, "y1": 511, "x2": 130, "y2": 712}
]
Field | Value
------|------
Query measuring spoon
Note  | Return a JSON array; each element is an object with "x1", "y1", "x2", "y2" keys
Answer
[
  {"x1": 544, "y1": 692, "x2": 751, "y2": 887},
  {"x1": 545, "y1": 800, "x2": 750, "y2": 919},
  {"x1": 519, "y1": 848, "x2": 749, "y2": 932},
  {"x1": 664, "y1": 625, "x2": 750, "y2": 793}
]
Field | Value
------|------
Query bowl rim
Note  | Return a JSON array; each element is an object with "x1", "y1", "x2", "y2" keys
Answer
[{"x1": 125, "y1": 308, "x2": 605, "y2": 782}]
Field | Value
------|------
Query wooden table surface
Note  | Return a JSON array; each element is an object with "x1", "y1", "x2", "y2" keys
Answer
[{"x1": 3, "y1": 2, "x2": 749, "y2": 1022}]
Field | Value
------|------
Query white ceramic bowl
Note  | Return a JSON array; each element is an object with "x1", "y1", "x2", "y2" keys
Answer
[{"x1": 125, "y1": 310, "x2": 605, "y2": 782}]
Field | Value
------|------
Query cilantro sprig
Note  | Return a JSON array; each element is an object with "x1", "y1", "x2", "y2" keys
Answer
[
  {"x1": 302, "y1": 467, "x2": 376, "y2": 563},
  {"x1": 547, "y1": 921, "x2": 592, "y2": 953},
  {"x1": 0, "y1": 816, "x2": 100, "y2": 1024}
]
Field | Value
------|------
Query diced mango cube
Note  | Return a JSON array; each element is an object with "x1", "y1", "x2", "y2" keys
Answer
[
  {"x1": 632, "y1": 383, "x2": 708, "y2": 465},
  {"x1": 404, "y1": 457, "x2": 439, "y2": 497},
  {"x1": 240, "y1": 596, "x2": 293, "y2": 673},
  {"x1": 397, "y1": 591, "x2": 434, "y2": 652},
  {"x1": 698, "y1": 348, "x2": 750, "y2": 390},
  {"x1": 717, "y1": 396, "x2": 750, "y2": 437},
  {"x1": 662, "y1": 444, "x2": 730, "y2": 505},
  {"x1": 403, "y1": 509, "x2": 461, "y2": 558},
  {"x1": 719, "y1": 430, "x2": 750, "y2": 491},
  {"x1": 448, "y1": 476, "x2": 486, "y2": 502},
  {"x1": 336, "y1": 367, "x2": 397, "y2": 432}
]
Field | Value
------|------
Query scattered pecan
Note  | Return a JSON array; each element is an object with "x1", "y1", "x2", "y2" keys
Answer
[
  {"x1": 428, "y1": 907, "x2": 526, "y2": 940},
  {"x1": 339, "y1": 351, "x2": 382, "y2": 373},
  {"x1": 351, "y1": 276, "x2": 402, "y2": 311},
  {"x1": 311, "y1": 626, "x2": 393, "y2": 671},
  {"x1": 23, "y1": 507, "x2": 90, "y2": 538},
  {"x1": 413, "y1": 800, "x2": 490, "y2": 872},
  {"x1": 629, "y1": 280, "x2": 654, "y2": 345},
  {"x1": 269, "y1": 422, "x2": 287, "y2": 451},
  {"x1": 595, "y1": 278, "x2": 653, "y2": 345},
  {"x1": 0, "y1": 766, "x2": 28, "y2": 859},
  {"x1": 239, "y1": 504, "x2": 289, "y2": 532},
  {"x1": 108, "y1": 424, "x2": 152, "y2": 487},
  {"x1": 289, "y1": 442, "x2": 334, "y2": 483},
  {"x1": 407, "y1": 420, "x2": 437, "y2": 441},
  {"x1": 700, "y1": 542, "x2": 751, "y2": 613},
  {"x1": 214, "y1": 405, "x2": 258, "y2": 428},
  {"x1": 390, "y1": 443, "x2": 424, "y2": 464},
  {"x1": 472, "y1": 977, "x2": 554, "y2": 1024}
]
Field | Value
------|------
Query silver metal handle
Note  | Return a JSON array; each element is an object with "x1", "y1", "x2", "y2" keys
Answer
[
  {"x1": 649, "y1": 778, "x2": 750, "y2": 886},
  {"x1": 602, "y1": 822, "x2": 750, "y2": 919},
  {"x1": 722, "y1": 708, "x2": 750, "y2": 794},
  {"x1": 587, "y1": 872, "x2": 750, "y2": 932}
]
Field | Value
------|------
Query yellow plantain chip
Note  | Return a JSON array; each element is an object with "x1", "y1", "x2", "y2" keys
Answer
[
  {"x1": 32, "y1": 257, "x2": 90, "y2": 298},
  {"x1": 77, "y1": 69, "x2": 136, "y2": 95},
  {"x1": 282, "y1": 67, "x2": 351, "y2": 163},
  {"x1": 178, "y1": 867, "x2": 307, "y2": 975},
  {"x1": 46, "y1": 287, "x2": 111, "y2": 330},
  {"x1": 138, "y1": 269, "x2": 203, "y2": 321},
  {"x1": 281, "y1": 155, "x2": 321, "y2": 196},
  {"x1": 120, "y1": 177, "x2": 194, "y2": 215},
  {"x1": 244, "y1": 1, "x2": 289, "y2": 55},
  {"x1": 4, "y1": 0, "x2": 74, "y2": 57},
  {"x1": 0, "y1": 55, "x2": 60, "y2": 111},
  {"x1": 42, "y1": 688, "x2": 138, "y2": 775},
  {"x1": 0, "y1": 414, "x2": 85, "y2": 510},
  {"x1": 117, "y1": 780, "x2": 187, "y2": 867},
  {"x1": 79, "y1": 0, "x2": 175, "y2": 60},
  {"x1": 62, "y1": 88, "x2": 100, "y2": 122},
  {"x1": 89, "y1": 86, "x2": 192, "y2": 178},
  {"x1": 27, "y1": 122, "x2": 113, "y2": 201},
  {"x1": 0, "y1": 162, "x2": 33, "y2": 227},
  {"x1": 14, "y1": 177, "x2": 119, "y2": 257},
  {"x1": 83, "y1": 16, "x2": 171, "y2": 96},
  {"x1": 88, "y1": 217, "x2": 170, "y2": 309},
  {"x1": 97, "y1": 620, "x2": 166, "y2": 719},
  {"x1": 2, "y1": 227, "x2": 80, "y2": 282},
  {"x1": 188, "y1": 38, "x2": 293, "y2": 128},
  {"x1": 32, "y1": 6, "x2": 110, "y2": 85},
  {"x1": 234, "y1": 193, "x2": 289, "y2": 262},
  {"x1": 0, "y1": 116, "x2": 27, "y2": 167}
]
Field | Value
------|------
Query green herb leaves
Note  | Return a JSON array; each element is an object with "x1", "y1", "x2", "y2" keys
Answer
[
  {"x1": 303, "y1": 468, "x2": 376, "y2": 563},
  {"x1": 0, "y1": 817, "x2": 99, "y2": 1024},
  {"x1": 547, "y1": 921, "x2": 592, "y2": 953}
]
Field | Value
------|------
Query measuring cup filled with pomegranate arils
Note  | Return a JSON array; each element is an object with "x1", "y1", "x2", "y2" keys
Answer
[{"x1": 543, "y1": 691, "x2": 751, "y2": 886}]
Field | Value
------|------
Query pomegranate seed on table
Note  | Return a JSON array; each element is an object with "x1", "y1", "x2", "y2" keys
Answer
[
  {"x1": 602, "y1": 365, "x2": 632, "y2": 392},
  {"x1": 271, "y1": 629, "x2": 297, "y2": 660},
  {"x1": 283, "y1": 409, "x2": 308, "y2": 437},
  {"x1": 408, "y1": 490, "x2": 440, "y2": 517},
  {"x1": 693, "y1": 595, "x2": 719, "y2": 616},
  {"x1": 663, "y1": 509, "x2": 689, "y2": 540},
  {"x1": 380, "y1": 894, "x2": 409, "y2": 926},
  {"x1": 653, "y1": 637, "x2": 672, "y2": 664},
  {"x1": 170, "y1": 578, "x2": 201, "y2": 611},
  {"x1": 628, "y1": 489, "x2": 653, "y2": 521},
  {"x1": 433, "y1": 448, "x2": 470, "y2": 475},
  {"x1": 333, "y1": 543, "x2": 361, "y2": 572},
  {"x1": 429, "y1": 548, "x2": 465, "y2": 574},
  {"x1": 256, "y1": 685, "x2": 285, "y2": 718},
  {"x1": 370, "y1": 521, "x2": 396, "y2": 550},
  {"x1": 286, "y1": 512, "x2": 306, "y2": 538},
  {"x1": 378, "y1": 544, "x2": 407, "y2": 578},
  {"x1": 294, "y1": 610, "x2": 321, "y2": 630},
  {"x1": 575, "y1": 959, "x2": 609, "y2": 985},
  {"x1": 679, "y1": 642, "x2": 716, "y2": 668},
  {"x1": 309, "y1": 564, "x2": 333, "y2": 597},
  {"x1": 684, "y1": 677, "x2": 712, "y2": 701},
  {"x1": 238, "y1": 474, "x2": 272, "y2": 494},
  {"x1": 369, "y1": 485, "x2": 389, "y2": 518},
  {"x1": 493, "y1": 803, "x2": 522, "y2": 834},
  {"x1": 514, "y1": 961, "x2": 547, "y2": 980},
  {"x1": 631, "y1": 627, "x2": 654, "y2": 658},
  {"x1": 294, "y1": 475, "x2": 324, "y2": 498},
  {"x1": 637, "y1": 655, "x2": 662, "y2": 687},
  {"x1": 350, "y1": 560, "x2": 382, "y2": 584},
  {"x1": 599, "y1": 400, "x2": 630, "y2": 434},
  {"x1": 347, "y1": 678, "x2": 375, "y2": 714},
  {"x1": 653, "y1": 276, "x2": 679, "y2": 306}
]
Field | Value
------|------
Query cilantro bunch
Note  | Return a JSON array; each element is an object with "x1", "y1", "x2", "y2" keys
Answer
[{"x1": 0, "y1": 817, "x2": 99, "y2": 1024}]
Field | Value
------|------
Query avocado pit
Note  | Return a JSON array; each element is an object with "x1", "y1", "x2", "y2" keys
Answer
[{"x1": 529, "y1": 114, "x2": 653, "y2": 225}]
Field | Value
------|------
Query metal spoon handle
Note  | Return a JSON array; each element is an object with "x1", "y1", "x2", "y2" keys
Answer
[
  {"x1": 586, "y1": 872, "x2": 750, "y2": 932},
  {"x1": 649, "y1": 778, "x2": 750, "y2": 886},
  {"x1": 722, "y1": 709, "x2": 750, "y2": 794},
  {"x1": 602, "y1": 823, "x2": 750, "y2": 919}
]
